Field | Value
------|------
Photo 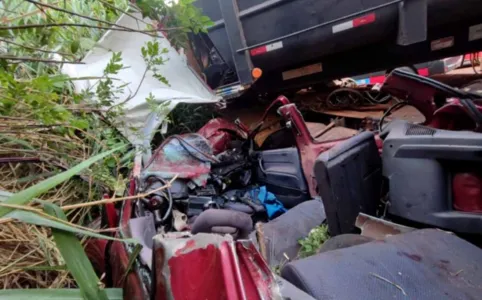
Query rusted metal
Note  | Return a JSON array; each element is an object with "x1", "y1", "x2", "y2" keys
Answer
[
  {"x1": 355, "y1": 213, "x2": 415, "y2": 240},
  {"x1": 255, "y1": 222, "x2": 267, "y2": 261},
  {"x1": 313, "y1": 108, "x2": 386, "y2": 119}
]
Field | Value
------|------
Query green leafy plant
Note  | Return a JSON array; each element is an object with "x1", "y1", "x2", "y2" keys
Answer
[
  {"x1": 0, "y1": 0, "x2": 214, "y2": 293},
  {"x1": 298, "y1": 225, "x2": 330, "y2": 258},
  {"x1": 136, "y1": 0, "x2": 214, "y2": 49}
]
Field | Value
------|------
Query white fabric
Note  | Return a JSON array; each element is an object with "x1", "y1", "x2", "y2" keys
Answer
[{"x1": 62, "y1": 13, "x2": 220, "y2": 147}]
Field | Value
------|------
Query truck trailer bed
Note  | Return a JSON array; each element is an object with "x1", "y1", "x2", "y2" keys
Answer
[{"x1": 193, "y1": 0, "x2": 482, "y2": 98}]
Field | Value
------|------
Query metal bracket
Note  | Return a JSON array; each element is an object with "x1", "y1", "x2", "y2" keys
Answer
[
  {"x1": 397, "y1": 0, "x2": 428, "y2": 45},
  {"x1": 217, "y1": 0, "x2": 254, "y2": 85}
]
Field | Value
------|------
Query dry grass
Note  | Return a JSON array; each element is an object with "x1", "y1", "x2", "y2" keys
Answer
[{"x1": 0, "y1": 118, "x2": 109, "y2": 288}]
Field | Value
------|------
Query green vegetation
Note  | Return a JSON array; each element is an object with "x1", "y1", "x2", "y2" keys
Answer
[
  {"x1": 0, "y1": 0, "x2": 212, "y2": 294},
  {"x1": 298, "y1": 224, "x2": 330, "y2": 258}
]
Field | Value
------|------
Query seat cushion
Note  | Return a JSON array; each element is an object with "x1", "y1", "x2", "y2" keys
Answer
[
  {"x1": 281, "y1": 229, "x2": 482, "y2": 300},
  {"x1": 250, "y1": 200, "x2": 325, "y2": 268}
]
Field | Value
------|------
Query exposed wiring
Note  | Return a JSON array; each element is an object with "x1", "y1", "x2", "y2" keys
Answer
[
  {"x1": 379, "y1": 101, "x2": 408, "y2": 132},
  {"x1": 146, "y1": 134, "x2": 219, "y2": 169},
  {"x1": 171, "y1": 135, "x2": 220, "y2": 163},
  {"x1": 365, "y1": 91, "x2": 392, "y2": 104}
]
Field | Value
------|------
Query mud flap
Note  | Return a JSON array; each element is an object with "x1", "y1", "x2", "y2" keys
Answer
[{"x1": 397, "y1": 0, "x2": 427, "y2": 46}]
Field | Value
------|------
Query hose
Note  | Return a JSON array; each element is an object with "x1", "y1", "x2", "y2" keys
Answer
[{"x1": 379, "y1": 100, "x2": 408, "y2": 132}]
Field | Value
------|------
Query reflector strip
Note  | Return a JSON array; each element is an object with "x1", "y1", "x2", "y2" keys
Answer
[
  {"x1": 417, "y1": 68, "x2": 429, "y2": 76},
  {"x1": 250, "y1": 41, "x2": 283, "y2": 56},
  {"x1": 332, "y1": 13, "x2": 376, "y2": 33},
  {"x1": 356, "y1": 67, "x2": 431, "y2": 86},
  {"x1": 216, "y1": 84, "x2": 245, "y2": 97},
  {"x1": 469, "y1": 24, "x2": 482, "y2": 41},
  {"x1": 370, "y1": 75, "x2": 386, "y2": 84}
]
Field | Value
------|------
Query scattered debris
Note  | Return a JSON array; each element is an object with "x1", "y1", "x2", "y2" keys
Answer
[
  {"x1": 356, "y1": 213, "x2": 415, "y2": 240},
  {"x1": 451, "y1": 269, "x2": 464, "y2": 277},
  {"x1": 369, "y1": 272, "x2": 407, "y2": 296}
]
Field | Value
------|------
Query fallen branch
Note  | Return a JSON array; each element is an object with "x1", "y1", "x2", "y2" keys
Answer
[
  {"x1": 61, "y1": 175, "x2": 179, "y2": 211},
  {"x1": 0, "y1": 38, "x2": 75, "y2": 58},
  {"x1": 24, "y1": 0, "x2": 142, "y2": 33},
  {"x1": 0, "y1": 55, "x2": 84, "y2": 64},
  {"x1": 369, "y1": 272, "x2": 407, "y2": 296},
  {"x1": 0, "y1": 202, "x2": 105, "y2": 234},
  {"x1": 1, "y1": 1, "x2": 62, "y2": 23},
  {"x1": 97, "y1": 0, "x2": 149, "y2": 26},
  {"x1": 107, "y1": 66, "x2": 148, "y2": 112},
  {"x1": 22, "y1": 0, "x2": 182, "y2": 33},
  {"x1": 0, "y1": 23, "x2": 180, "y2": 38}
]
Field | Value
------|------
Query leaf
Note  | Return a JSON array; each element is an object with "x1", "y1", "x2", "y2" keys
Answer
[
  {"x1": 43, "y1": 202, "x2": 108, "y2": 300},
  {"x1": 0, "y1": 288, "x2": 123, "y2": 300},
  {"x1": 71, "y1": 118, "x2": 89, "y2": 129},
  {"x1": 22, "y1": 265, "x2": 67, "y2": 271},
  {"x1": 5, "y1": 209, "x2": 134, "y2": 242},
  {"x1": 79, "y1": 37, "x2": 96, "y2": 50},
  {"x1": 121, "y1": 243, "x2": 143, "y2": 282},
  {"x1": 0, "y1": 145, "x2": 125, "y2": 218},
  {"x1": 0, "y1": 134, "x2": 35, "y2": 150},
  {"x1": 70, "y1": 40, "x2": 80, "y2": 54}
]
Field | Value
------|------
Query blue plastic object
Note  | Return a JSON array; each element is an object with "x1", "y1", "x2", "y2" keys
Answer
[{"x1": 249, "y1": 186, "x2": 286, "y2": 219}]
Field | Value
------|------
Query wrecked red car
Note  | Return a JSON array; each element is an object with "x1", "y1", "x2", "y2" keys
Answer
[{"x1": 88, "y1": 70, "x2": 482, "y2": 300}]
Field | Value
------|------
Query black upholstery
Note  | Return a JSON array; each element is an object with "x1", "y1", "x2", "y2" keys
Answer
[
  {"x1": 314, "y1": 132, "x2": 381, "y2": 236},
  {"x1": 281, "y1": 229, "x2": 482, "y2": 300},
  {"x1": 256, "y1": 147, "x2": 310, "y2": 208}
]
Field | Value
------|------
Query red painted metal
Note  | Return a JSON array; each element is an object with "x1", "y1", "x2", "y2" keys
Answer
[
  {"x1": 152, "y1": 233, "x2": 281, "y2": 300},
  {"x1": 429, "y1": 100, "x2": 480, "y2": 131},
  {"x1": 103, "y1": 193, "x2": 118, "y2": 229},
  {"x1": 277, "y1": 96, "x2": 350, "y2": 197},
  {"x1": 453, "y1": 173, "x2": 482, "y2": 213},
  {"x1": 144, "y1": 134, "x2": 214, "y2": 186},
  {"x1": 84, "y1": 239, "x2": 108, "y2": 276},
  {"x1": 198, "y1": 118, "x2": 248, "y2": 154},
  {"x1": 383, "y1": 72, "x2": 482, "y2": 131},
  {"x1": 236, "y1": 241, "x2": 277, "y2": 300},
  {"x1": 109, "y1": 241, "x2": 146, "y2": 299}
]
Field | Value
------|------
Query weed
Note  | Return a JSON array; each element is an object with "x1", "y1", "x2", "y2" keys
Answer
[{"x1": 298, "y1": 224, "x2": 330, "y2": 258}]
